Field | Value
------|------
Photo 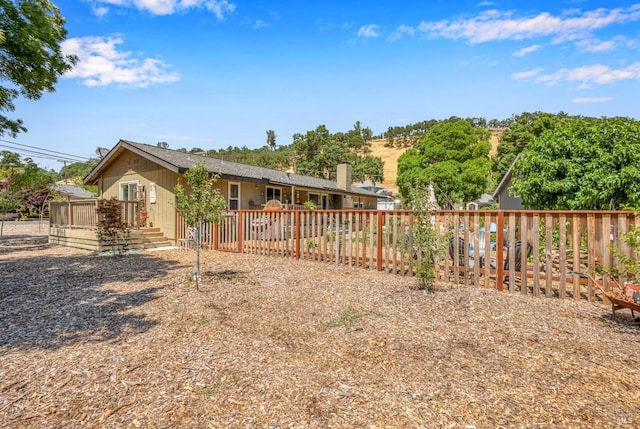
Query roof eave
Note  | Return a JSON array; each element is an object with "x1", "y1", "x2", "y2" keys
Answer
[{"x1": 83, "y1": 140, "x2": 182, "y2": 184}]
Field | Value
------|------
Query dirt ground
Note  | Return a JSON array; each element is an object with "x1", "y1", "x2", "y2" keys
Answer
[{"x1": 1, "y1": 222, "x2": 640, "y2": 428}]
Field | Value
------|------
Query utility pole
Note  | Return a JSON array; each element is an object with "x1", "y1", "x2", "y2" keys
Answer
[{"x1": 58, "y1": 160, "x2": 68, "y2": 184}]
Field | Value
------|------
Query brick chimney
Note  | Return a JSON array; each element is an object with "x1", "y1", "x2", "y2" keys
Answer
[{"x1": 336, "y1": 162, "x2": 352, "y2": 192}]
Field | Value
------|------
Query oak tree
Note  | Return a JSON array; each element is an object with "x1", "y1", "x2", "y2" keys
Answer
[{"x1": 0, "y1": 0, "x2": 76, "y2": 136}]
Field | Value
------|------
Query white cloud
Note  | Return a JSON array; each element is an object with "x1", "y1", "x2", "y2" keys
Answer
[
  {"x1": 61, "y1": 36, "x2": 181, "y2": 88},
  {"x1": 91, "y1": 5, "x2": 110, "y2": 17},
  {"x1": 316, "y1": 19, "x2": 354, "y2": 32},
  {"x1": 388, "y1": 24, "x2": 415, "y2": 41},
  {"x1": 357, "y1": 24, "x2": 380, "y2": 38},
  {"x1": 576, "y1": 37, "x2": 622, "y2": 52},
  {"x1": 513, "y1": 44, "x2": 541, "y2": 57},
  {"x1": 416, "y1": 5, "x2": 640, "y2": 44},
  {"x1": 90, "y1": 0, "x2": 235, "y2": 18},
  {"x1": 202, "y1": 0, "x2": 236, "y2": 20},
  {"x1": 253, "y1": 20, "x2": 270, "y2": 29},
  {"x1": 535, "y1": 62, "x2": 640, "y2": 87},
  {"x1": 571, "y1": 97, "x2": 614, "y2": 103},
  {"x1": 512, "y1": 68, "x2": 545, "y2": 79}
]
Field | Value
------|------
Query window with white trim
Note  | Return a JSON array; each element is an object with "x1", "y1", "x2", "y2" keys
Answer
[
  {"x1": 119, "y1": 181, "x2": 139, "y2": 201},
  {"x1": 228, "y1": 182, "x2": 240, "y2": 210}
]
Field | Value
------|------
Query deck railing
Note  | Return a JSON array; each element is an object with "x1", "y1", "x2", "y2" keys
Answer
[
  {"x1": 179, "y1": 209, "x2": 639, "y2": 304},
  {"x1": 50, "y1": 200, "x2": 142, "y2": 229}
]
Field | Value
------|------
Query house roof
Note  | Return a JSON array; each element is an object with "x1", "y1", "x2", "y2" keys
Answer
[
  {"x1": 84, "y1": 139, "x2": 380, "y2": 198},
  {"x1": 492, "y1": 153, "x2": 522, "y2": 200},
  {"x1": 52, "y1": 184, "x2": 96, "y2": 199}
]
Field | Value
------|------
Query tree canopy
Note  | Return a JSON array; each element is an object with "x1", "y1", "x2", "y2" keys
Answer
[
  {"x1": 0, "y1": 0, "x2": 76, "y2": 137},
  {"x1": 491, "y1": 111, "x2": 570, "y2": 186},
  {"x1": 396, "y1": 120, "x2": 491, "y2": 208},
  {"x1": 292, "y1": 122, "x2": 384, "y2": 183},
  {"x1": 57, "y1": 159, "x2": 99, "y2": 185},
  {"x1": 511, "y1": 117, "x2": 640, "y2": 210},
  {"x1": 0, "y1": 151, "x2": 54, "y2": 220}
]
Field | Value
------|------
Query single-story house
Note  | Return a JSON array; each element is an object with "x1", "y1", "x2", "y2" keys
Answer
[
  {"x1": 353, "y1": 180, "x2": 394, "y2": 210},
  {"x1": 80, "y1": 139, "x2": 380, "y2": 245},
  {"x1": 493, "y1": 154, "x2": 524, "y2": 210}
]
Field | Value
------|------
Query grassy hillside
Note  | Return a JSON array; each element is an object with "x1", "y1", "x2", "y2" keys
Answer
[{"x1": 370, "y1": 131, "x2": 502, "y2": 195}]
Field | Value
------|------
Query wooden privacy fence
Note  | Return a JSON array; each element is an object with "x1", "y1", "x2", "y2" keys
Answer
[
  {"x1": 50, "y1": 200, "x2": 142, "y2": 229},
  {"x1": 179, "y1": 209, "x2": 639, "y2": 304}
]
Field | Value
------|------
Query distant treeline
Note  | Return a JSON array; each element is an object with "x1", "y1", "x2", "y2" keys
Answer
[
  {"x1": 160, "y1": 111, "x2": 604, "y2": 192},
  {"x1": 381, "y1": 116, "x2": 520, "y2": 148}
]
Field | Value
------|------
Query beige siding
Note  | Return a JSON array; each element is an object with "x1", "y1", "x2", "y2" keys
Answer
[{"x1": 99, "y1": 151, "x2": 179, "y2": 243}]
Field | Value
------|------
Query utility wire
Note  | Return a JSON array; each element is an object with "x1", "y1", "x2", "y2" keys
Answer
[
  {"x1": 0, "y1": 139, "x2": 90, "y2": 163},
  {"x1": 0, "y1": 138, "x2": 89, "y2": 160},
  {"x1": 0, "y1": 144, "x2": 87, "y2": 163}
]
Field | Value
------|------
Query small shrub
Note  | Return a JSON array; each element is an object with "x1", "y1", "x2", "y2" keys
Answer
[
  {"x1": 406, "y1": 184, "x2": 440, "y2": 289},
  {"x1": 96, "y1": 197, "x2": 130, "y2": 255},
  {"x1": 321, "y1": 307, "x2": 384, "y2": 333}
]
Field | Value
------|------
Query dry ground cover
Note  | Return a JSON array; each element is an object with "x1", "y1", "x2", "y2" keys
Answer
[{"x1": 1, "y1": 222, "x2": 640, "y2": 428}]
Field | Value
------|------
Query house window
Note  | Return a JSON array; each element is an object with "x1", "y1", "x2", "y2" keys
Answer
[
  {"x1": 321, "y1": 194, "x2": 329, "y2": 209},
  {"x1": 308, "y1": 193, "x2": 320, "y2": 206},
  {"x1": 119, "y1": 181, "x2": 139, "y2": 201},
  {"x1": 266, "y1": 186, "x2": 281, "y2": 203},
  {"x1": 228, "y1": 182, "x2": 240, "y2": 210}
]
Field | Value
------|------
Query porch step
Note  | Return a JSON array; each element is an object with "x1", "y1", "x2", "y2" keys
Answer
[{"x1": 139, "y1": 228, "x2": 173, "y2": 250}]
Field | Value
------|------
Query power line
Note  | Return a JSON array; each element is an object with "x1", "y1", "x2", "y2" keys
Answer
[
  {"x1": 0, "y1": 144, "x2": 86, "y2": 163},
  {"x1": 0, "y1": 139, "x2": 88, "y2": 160},
  {"x1": 0, "y1": 139, "x2": 90, "y2": 163}
]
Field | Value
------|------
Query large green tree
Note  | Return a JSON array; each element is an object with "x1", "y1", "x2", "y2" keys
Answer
[
  {"x1": 492, "y1": 111, "x2": 569, "y2": 186},
  {"x1": 396, "y1": 120, "x2": 491, "y2": 208},
  {"x1": 511, "y1": 117, "x2": 640, "y2": 210},
  {"x1": 292, "y1": 122, "x2": 383, "y2": 183},
  {"x1": 0, "y1": 0, "x2": 76, "y2": 137}
]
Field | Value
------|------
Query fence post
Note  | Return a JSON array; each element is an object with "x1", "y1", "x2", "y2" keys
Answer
[
  {"x1": 496, "y1": 210, "x2": 505, "y2": 291},
  {"x1": 377, "y1": 210, "x2": 383, "y2": 271},
  {"x1": 295, "y1": 210, "x2": 301, "y2": 260},
  {"x1": 237, "y1": 211, "x2": 244, "y2": 253}
]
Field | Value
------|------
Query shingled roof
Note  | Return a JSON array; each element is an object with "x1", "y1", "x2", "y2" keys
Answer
[{"x1": 84, "y1": 139, "x2": 381, "y2": 198}]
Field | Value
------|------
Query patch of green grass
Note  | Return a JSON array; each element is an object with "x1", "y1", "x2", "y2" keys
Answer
[
  {"x1": 197, "y1": 318, "x2": 210, "y2": 326},
  {"x1": 321, "y1": 306, "x2": 384, "y2": 333},
  {"x1": 200, "y1": 376, "x2": 242, "y2": 397}
]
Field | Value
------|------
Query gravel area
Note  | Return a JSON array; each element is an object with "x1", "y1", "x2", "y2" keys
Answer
[{"x1": 1, "y1": 221, "x2": 639, "y2": 428}]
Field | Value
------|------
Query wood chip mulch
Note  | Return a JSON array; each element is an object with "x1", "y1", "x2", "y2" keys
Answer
[{"x1": 1, "y1": 222, "x2": 640, "y2": 428}]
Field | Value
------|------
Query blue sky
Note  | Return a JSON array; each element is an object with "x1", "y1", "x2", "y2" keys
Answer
[{"x1": 6, "y1": 0, "x2": 640, "y2": 169}]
